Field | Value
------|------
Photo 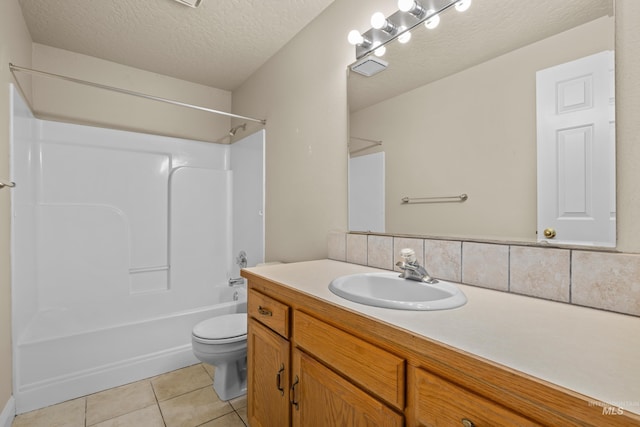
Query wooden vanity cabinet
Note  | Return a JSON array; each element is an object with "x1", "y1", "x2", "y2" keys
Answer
[
  {"x1": 247, "y1": 287, "x2": 403, "y2": 427},
  {"x1": 245, "y1": 273, "x2": 640, "y2": 427},
  {"x1": 247, "y1": 290, "x2": 291, "y2": 427}
]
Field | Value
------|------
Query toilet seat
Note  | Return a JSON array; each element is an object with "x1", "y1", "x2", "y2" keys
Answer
[{"x1": 192, "y1": 313, "x2": 247, "y2": 344}]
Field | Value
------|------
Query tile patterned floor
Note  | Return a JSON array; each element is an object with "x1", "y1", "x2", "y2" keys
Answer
[{"x1": 12, "y1": 363, "x2": 248, "y2": 427}]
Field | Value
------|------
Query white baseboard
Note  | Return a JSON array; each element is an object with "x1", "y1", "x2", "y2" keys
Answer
[{"x1": 0, "y1": 396, "x2": 15, "y2": 427}]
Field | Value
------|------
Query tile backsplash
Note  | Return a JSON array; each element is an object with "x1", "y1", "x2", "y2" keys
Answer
[{"x1": 327, "y1": 231, "x2": 640, "y2": 317}]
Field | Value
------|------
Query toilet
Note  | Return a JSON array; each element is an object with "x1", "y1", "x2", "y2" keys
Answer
[{"x1": 191, "y1": 313, "x2": 248, "y2": 401}]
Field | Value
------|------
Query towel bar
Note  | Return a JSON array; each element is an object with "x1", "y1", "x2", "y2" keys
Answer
[{"x1": 401, "y1": 194, "x2": 468, "y2": 204}]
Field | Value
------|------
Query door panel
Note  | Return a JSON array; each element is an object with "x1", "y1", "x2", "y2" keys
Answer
[
  {"x1": 292, "y1": 349, "x2": 402, "y2": 427},
  {"x1": 247, "y1": 319, "x2": 290, "y2": 427},
  {"x1": 536, "y1": 50, "x2": 615, "y2": 246}
]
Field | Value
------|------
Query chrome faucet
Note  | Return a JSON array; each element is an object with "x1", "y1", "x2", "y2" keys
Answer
[
  {"x1": 396, "y1": 248, "x2": 438, "y2": 284},
  {"x1": 229, "y1": 277, "x2": 245, "y2": 287}
]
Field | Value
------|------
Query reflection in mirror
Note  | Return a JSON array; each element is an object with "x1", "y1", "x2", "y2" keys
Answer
[
  {"x1": 348, "y1": 0, "x2": 615, "y2": 246},
  {"x1": 536, "y1": 51, "x2": 615, "y2": 247}
]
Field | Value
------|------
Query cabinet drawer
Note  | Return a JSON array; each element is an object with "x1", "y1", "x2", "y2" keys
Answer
[
  {"x1": 411, "y1": 366, "x2": 539, "y2": 427},
  {"x1": 248, "y1": 289, "x2": 289, "y2": 338},
  {"x1": 293, "y1": 310, "x2": 405, "y2": 410}
]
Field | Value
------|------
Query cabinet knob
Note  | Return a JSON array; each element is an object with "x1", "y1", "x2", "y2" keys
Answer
[
  {"x1": 461, "y1": 418, "x2": 475, "y2": 427},
  {"x1": 543, "y1": 228, "x2": 556, "y2": 239}
]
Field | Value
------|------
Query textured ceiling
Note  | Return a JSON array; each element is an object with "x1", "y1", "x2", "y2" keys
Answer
[
  {"x1": 18, "y1": 0, "x2": 335, "y2": 91},
  {"x1": 348, "y1": 0, "x2": 614, "y2": 112}
]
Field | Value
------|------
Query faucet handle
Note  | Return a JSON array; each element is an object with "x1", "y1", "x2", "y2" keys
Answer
[
  {"x1": 400, "y1": 248, "x2": 416, "y2": 264},
  {"x1": 236, "y1": 250, "x2": 248, "y2": 268}
]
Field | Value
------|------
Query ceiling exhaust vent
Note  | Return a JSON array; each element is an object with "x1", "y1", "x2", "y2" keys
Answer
[{"x1": 350, "y1": 56, "x2": 388, "y2": 77}]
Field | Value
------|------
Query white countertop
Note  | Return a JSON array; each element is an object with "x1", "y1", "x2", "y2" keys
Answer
[{"x1": 244, "y1": 259, "x2": 640, "y2": 415}]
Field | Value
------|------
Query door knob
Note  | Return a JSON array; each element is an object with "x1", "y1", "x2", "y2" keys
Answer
[{"x1": 543, "y1": 228, "x2": 556, "y2": 239}]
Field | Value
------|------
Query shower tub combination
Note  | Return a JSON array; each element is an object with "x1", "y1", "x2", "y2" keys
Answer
[{"x1": 10, "y1": 87, "x2": 264, "y2": 413}]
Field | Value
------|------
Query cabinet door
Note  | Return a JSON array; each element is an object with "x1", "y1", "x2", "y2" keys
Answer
[
  {"x1": 294, "y1": 310, "x2": 405, "y2": 409},
  {"x1": 292, "y1": 348, "x2": 403, "y2": 427},
  {"x1": 248, "y1": 319, "x2": 290, "y2": 427}
]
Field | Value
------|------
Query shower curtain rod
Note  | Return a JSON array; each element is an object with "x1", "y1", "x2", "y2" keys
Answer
[{"x1": 9, "y1": 63, "x2": 267, "y2": 125}]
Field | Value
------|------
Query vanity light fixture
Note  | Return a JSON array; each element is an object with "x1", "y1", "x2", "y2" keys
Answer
[{"x1": 347, "y1": 0, "x2": 472, "y2": 61}]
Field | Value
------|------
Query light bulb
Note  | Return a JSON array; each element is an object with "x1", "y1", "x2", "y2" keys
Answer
[
  {"x1": 424, "y1": 10, "x2": 440, "y2": 29},
  {"x1": 347, "y1": 30, "x2": 364, "y2": 45},
  {"x1": 455, "y1": 0, "x2": 472, "y2": 12},
  {"x1": 371, "y1": 12, "x2": 387, "y2": 30},
  {"x1": 398, "y1": 0, "x2": 425, "y2": 17},
  {"x1": 398, "y1": 27, "x2": 411, "y2": 44},
  {"x1": 397, "y1": 0, "x2": 415, "y2": 12},
  {"x1": 373, "y1": 42, "x2": 386, "y2": 57}
]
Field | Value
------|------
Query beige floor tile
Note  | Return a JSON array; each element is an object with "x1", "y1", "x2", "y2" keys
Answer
[
  {"x1": 86, "y1": 380, "x2": 156, "y2": 426},
  {"x1": 199, "y1": 412, "x2": 247, "y2": 427},
  {"x1": 151, "y1": 363, "x2": 213, "y2": 401},
  {"x1": 91, "y1": 405, "x2": 164, "y2": 427},
  {"x1": 12, "y1": 397, "x2": 85, "y2": 427},
  {"x1": 202, "y1": 362, "x2": 216, "y2": 379},
  {"x1": 229, "y1": 395, "x2": 246, "y2": 410},
  {"x1": 159, "y1": 386, "x2": 233, "y2": 427},
  {"x1": 236, "y1": 406, "x2": 248, "y2": 425}
]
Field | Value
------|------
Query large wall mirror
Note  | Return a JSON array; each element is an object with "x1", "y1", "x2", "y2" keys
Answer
[{"x1": 348, "y1": 0, "x2": 615, "y2": 247}]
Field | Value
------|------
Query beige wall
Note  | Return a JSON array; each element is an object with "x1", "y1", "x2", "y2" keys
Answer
[
  {"x1": 232, "y1": 0, "x2": 379, "y2": 262},
  {"x1": 1, "y1": 0, "x2": 32, "y2": 413},
  {"x1": 31, "y1": 44, "x2": 233, "y2": 143},
  {"x1": 350, "y1": 17, "x2": 613, "y2": 241}
]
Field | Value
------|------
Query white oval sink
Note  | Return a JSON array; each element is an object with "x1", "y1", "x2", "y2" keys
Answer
[{"x1": 329, "y1": 272, "x2": 467, "y2": 311}]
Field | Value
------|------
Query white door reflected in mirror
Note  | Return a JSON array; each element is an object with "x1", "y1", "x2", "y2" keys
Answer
[
  {"x1": 349, "y1": 152, "x2": 385, "y2": 233},
  {"x1": 536, "y1": 50, "x2": 615, "y2": 247}
]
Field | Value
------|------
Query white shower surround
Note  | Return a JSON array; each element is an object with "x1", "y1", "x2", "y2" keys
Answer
[{"x1": 10, "y1": 87, "x2": 264, "y2": 413}]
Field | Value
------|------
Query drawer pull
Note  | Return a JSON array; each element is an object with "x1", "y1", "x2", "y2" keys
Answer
[
  {"x1": 461, "y1": 418, "x2": 475, "y2": 427},
  {"x1": 276, "y1": 364, "x2": 285, "y2": 396},
  {"x1": 290, "y1": 375, "x2": 300, "y2": 410},
  {"x1": 258, "y1": 306, "x2": 273, "y2": 316}
]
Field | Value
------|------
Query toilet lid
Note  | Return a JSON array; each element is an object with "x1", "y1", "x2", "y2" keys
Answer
[{"x1": 193, "y1": 313, "x2": 247, "y2": 340}]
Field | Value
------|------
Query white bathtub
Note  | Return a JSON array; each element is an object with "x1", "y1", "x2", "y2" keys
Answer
[{"x1": 14, "y1": 285, "x2": 247, "y2": 413}]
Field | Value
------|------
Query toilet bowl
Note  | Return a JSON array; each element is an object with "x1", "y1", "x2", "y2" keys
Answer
[{"x1": 192, "y1": 313, "x2": 248, "y2": 401}]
